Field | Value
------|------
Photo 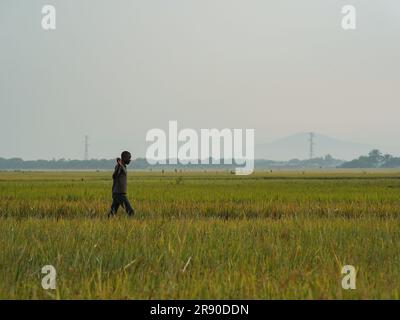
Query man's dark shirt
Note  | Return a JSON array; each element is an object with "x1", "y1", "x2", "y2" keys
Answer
[{"x1": 112, "y1": 163, "x2": 127, "y2": 194}]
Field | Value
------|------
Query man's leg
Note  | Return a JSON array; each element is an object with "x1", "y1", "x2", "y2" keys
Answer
[
  {"x1": 121, "y1": 194, "x2": 135, "y2": 216},
  {"x1": 108, "y1": 194, "x2": 120, "y2": 217}
]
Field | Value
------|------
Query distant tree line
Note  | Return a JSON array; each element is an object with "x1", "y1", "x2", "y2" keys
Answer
[
  {"x1": 0, "y1": 155, "x2": 343, "y2": 171},
  {"x1": 0, "y1": 158, "x2": 149, "y2": 170},
  {"x1": 3, "y1": 151, "x2": 399, "y2": 170},
  {"x1": 339, "y1": 150, "x2": 400, "y2": 168}
]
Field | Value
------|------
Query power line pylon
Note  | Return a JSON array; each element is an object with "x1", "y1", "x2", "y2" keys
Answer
[
  {"x1": 84, "y1": 135, "x2": 89, "y2": 160},
  {"x1": 309, "y1": 132, "x2": 315, "y2": 160}
]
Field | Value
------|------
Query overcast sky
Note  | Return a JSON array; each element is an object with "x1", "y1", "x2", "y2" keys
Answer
[{"x1": 0, "y1": 0, "x2": 399, "y2": 160}]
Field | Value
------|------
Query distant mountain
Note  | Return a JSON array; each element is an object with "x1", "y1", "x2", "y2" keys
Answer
[{"x1": 256, "y1": 132, "x2": 375, "y2": 161}]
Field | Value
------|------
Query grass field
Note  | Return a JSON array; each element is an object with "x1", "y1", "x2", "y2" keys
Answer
[{"x1": 1, "y1": 170, "x2": 400, "y2": 299}]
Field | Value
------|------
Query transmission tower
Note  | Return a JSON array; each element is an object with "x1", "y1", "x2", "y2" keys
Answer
[
  {"x1": 309, "y1": 132, "x2": 315, "y2": 160},
  {"x1": 84, "y1": 135, "x2": 89, "y2": 160}
]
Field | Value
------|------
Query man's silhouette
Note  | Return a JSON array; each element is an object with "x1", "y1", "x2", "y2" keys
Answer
[{"x1": 108, "y1": 151, "x2": 134, "y2": 217}]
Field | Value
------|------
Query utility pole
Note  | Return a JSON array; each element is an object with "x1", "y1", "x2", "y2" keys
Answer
[
  {"x1": 84, "y1": 135, "x2": 89, "y2": 160},
  {"x1": 309, "y1": 132, "x2": 315, "y2": 160}
]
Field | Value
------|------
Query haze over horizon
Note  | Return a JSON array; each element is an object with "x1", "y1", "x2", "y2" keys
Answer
[
  {"x1": 1, "y1": 1, "x2": 399, "y2": 160},
  {"x1": 0, "y1": 131, "x2": 393, "y2": 162}
]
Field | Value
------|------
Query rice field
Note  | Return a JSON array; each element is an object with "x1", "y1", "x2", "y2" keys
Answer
[{"x1": 1, "y1": 170, "x2": 400, "y2": 299}]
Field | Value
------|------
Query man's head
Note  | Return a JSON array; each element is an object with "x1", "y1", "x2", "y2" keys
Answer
[{"x1": 121, "y1": 151, "x2": 132, "y2": 165}]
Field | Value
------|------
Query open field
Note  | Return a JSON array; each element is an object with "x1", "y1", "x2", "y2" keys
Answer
[{"x1": 1, "y1": 170, "x2": 400, "y2": 299}]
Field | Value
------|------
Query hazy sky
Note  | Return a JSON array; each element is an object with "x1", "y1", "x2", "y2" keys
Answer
[{"x1": 1, "y1": 0, "x2": 399, "y2": 159}]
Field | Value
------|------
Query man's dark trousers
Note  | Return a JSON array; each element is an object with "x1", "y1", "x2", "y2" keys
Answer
[{"x1": 109, "y1": 193, "x2": 134, "y2": 216}]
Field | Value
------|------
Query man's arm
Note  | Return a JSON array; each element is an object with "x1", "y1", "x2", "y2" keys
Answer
[{"x1": 117, "y1": 159, "x2": 127, "y2": 174}]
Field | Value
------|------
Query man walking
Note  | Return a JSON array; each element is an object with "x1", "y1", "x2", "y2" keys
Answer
[{"x1": 108, "y1": 151, "x2": 134, "y2": 217}]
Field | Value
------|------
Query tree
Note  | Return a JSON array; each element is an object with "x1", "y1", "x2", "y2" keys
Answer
[
  {"x1": 368, "y1": 149, "x2": 383, "y2": 165},
  {"x1": 383, "y1": 154, "x2": 393, "y2": 163}
]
